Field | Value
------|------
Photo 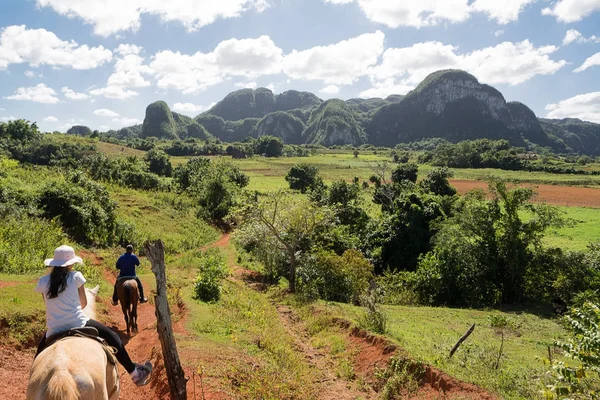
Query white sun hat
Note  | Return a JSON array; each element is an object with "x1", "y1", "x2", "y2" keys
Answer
[{"x1": 44, "y1": 245, "x2": 83, "y2": 267}]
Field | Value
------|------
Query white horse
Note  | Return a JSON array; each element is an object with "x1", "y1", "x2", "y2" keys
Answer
[{"x1": 26, "y1": 285, "x2": 120, "y2": 400}]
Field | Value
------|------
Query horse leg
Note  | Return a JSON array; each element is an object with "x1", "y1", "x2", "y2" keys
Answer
[{"x1": 120, "y1": 303, "x2": 130, "y2": 336}]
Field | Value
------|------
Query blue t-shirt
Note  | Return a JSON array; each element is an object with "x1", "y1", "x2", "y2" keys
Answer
[{"x1": 116, "y1": 252, "x2": 140, "y2": 277}]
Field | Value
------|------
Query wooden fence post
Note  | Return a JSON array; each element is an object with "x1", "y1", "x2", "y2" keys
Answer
[
  {"x1": 449, "y1": 323, "x2": 476, "y2": 358},
  {"x1": 144, "y1": 240, "x2": 187, "y2": 400}
]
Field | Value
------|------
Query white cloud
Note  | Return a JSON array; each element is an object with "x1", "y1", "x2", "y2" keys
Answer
[
  {"x1": 542, "y1": 0, "x2": 600, "y2": 23},
  {"x1": 563, "y1": 29, "x2": 600, "y2": 45},
  {"x1": 172, "y1": 102, "x2": 208, "y2": 115},
  {"x1": 266, "y1": 83, "x2": 277, "y2": 92},
  {"x1": 0, "y1": 108, "x2": 5, "y2": 111},
  {"x1": 89, "y1": 86, "x2": 139, "y2": 99},
  {"x1": 93, "y1": 108, "x2": 120, "y2": 117},
  {"x1": 91, "y1": 44, "x2": 151, "y2": 99},
  {"x1": 112, "y1": 117, "x2": 141, "y2": 126},
  {"x1": 150, "y1": 35, "x2": 283, "y2": 93},
  {"x1": 574, "y1": 52, "x2": 600, "y2": 72},
  {"x1": 61, "y1": 86, "x2": 89, "y2": 100},
  {"x1": 546, "y1": 92, "x2": 600, "y2": 123},
  {"x1": 0, "y1": 25, "x2": 112, "y2": 71},
  {"x1": 470, "y1": 0, "x2": 537, "y2": 24},
  {"x1": 0, "y1": 116, "x2": 17, "y2": 122},
  {"x1": 320, "y1": 85, "x2": 340, "y2": 95},
  {"x1": 359, "y1": 80, "x2": 415, "y2": 98},
  {"x1": 36, "y1": 0, "x2": 271, "y2": 37},
  {"x1": 99, "y1": 125, "x2": 110, "y2": 131},
  {"x1": 282, "y1": 31, "x2": 384, "y2": 85},
  {"x1": 24, "y1": 70, "x2": 37, "y2": 78},
  {"x1": 494, "y1": 30, "x2": 505, "y2": 37},
  {"x1": 234, "y1": 81, "x2": 258, "y2": 89},
  {"x1": 43, "y1": 116, "x2": 58, "y2": 122},
  {"x1": 363, "y1": 40, "x2": 566, "y2": 97},
  {"x1": 324, "y1": 0, "x2": 534, "y2": 27},
  {"x1": 5, "y1": 83, "x2": 60, "y2": 104}
]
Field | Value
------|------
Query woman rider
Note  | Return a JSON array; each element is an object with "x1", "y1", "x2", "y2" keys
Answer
[{"x1": 34, "y1": 245, "x2": 152, "y2": 386}]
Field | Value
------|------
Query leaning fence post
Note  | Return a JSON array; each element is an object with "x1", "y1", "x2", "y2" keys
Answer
[{"x1": 144, "y1": 240, "x2": 187, "y2": 400}]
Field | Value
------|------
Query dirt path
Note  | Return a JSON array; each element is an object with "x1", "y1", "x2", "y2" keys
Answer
[{"x1": 276, "y1": 304, "x2": 377, "y2": 400}]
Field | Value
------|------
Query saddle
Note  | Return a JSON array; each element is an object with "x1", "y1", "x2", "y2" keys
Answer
[{"x1": 43, "y1": 327, "x2": 117, "y2": 366}]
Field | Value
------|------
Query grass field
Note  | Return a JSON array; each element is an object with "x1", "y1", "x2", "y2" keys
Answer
[
  {"x1": 545, "y1": 206, "x2": 600, "y2": 251},
  {"x1": 297, "y1": 300, "x2": 571, "y2": 400}
]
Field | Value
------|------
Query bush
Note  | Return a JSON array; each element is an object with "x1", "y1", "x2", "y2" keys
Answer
[
  {"x1": 145, "y1": 149, "x2": 173, "y2": 177},
  {"x1": 358, "y1": 286, "x2": 387, "y2": 334},
  {"x1": 39, "y1": 172, "x2": 120, "y2": 246},
  {"x1": 285, "y1": 163, "x2": 321, "y2": 193},
  {"x1": 193, "y1": 249, "x2": 229, "y2": 302},
  {"x1": 255, "y1": 135, "x2": 284, "y2": 157},
  {"x1": 391, "y1": 163, "x2": 418, "y2": 183},
  {"x1": 0, "y1": 216, "x2": 65, "y2": 274},
  {"x1": 296, "y1": 249, "x2": 373, "y2": 304}
]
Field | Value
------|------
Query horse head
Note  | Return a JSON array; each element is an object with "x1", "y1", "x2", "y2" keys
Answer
[{"x1": 83, "y1": 285, "x2": 100, "y2": 320}]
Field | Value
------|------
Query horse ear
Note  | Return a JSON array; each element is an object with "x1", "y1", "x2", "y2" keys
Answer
[{"x1": 90, "y1": 285, "x2": 100, "y2": 296}]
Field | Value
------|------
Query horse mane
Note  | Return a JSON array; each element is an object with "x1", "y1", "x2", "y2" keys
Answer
[{"x1": 45, "y1": 370, "x2": 79, "y2": 400}]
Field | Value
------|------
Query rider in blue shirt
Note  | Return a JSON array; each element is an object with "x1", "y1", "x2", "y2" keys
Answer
[{"x1": 112, "y1": 245, "x2": 148, "y2": 305}]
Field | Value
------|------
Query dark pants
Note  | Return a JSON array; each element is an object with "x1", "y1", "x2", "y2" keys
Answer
[
  {"x1": 35, "y1": 319, "x2": 136, "y2": 373},
  {"x1": 112, "y1": 277, "x2": 145, "y2": 303}
]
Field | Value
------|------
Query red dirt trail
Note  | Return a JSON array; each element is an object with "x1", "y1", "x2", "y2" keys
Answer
[{"x1": 451, "y1": 179, "x2": 600, "y2": 208}]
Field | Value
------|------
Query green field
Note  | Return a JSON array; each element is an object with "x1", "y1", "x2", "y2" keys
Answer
[{"x1": 545, "y1": 206, "x2": 600, "y2": 251}]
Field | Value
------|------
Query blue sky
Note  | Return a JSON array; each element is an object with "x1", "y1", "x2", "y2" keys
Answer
[{"x1": 0, "y1": 0, "x2": 599, "y2": 132}]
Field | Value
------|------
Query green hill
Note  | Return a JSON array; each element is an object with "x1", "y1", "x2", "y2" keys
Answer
[
  {"x1": 303, "y1": 99, "x2": 366, "y2": 146},
  {"x1": 256, "y1": 111, "x2": 306, "y2": 144}
]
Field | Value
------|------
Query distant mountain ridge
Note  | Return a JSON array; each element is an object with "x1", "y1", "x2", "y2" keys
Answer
[{"x1": 95, "y1": 69, "x2": 600, "y2": 155}]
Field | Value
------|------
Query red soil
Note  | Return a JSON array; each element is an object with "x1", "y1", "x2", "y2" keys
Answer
[
  {"x1": 451, "y1": 179, "x2": 600, "y2": 208},
  {"x1": 0, "y1": 281, "x2": 19, "y2": 289}
]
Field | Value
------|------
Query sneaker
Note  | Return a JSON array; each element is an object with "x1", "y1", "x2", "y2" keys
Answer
[
  {"x1": 140, "y1": 297, "x2": 148, "y2": 304},
  {"x1": 131, "y1": 361, "x2": 153, "y2": 387},
  {"x1": 111, "y1": 300, "x2": 118, "y2": 306}
]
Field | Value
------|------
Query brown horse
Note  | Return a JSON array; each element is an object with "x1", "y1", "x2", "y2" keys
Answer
[
  {"x1": 27, "y1": 285, "x2": 120, "y2": 400},
  {"x1": 117, "y1": 278, "x2": 139, "y2": 336}
]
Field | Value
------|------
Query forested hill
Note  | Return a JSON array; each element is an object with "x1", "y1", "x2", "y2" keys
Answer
[{"x1": 92, "y1": 69, "x2": 600, "y2": 155}]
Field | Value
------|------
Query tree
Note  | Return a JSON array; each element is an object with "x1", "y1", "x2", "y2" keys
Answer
[
  {"x1": 415, "y1": 180, "x2": 565, "y2": 306},
  {"x1": 236, "y1": 191, "x2": 331, "y2": 292},
  {"x1": 255, "y1": 135, "x2": 284, "y2": 157},
  {"x1": 391, "y1": 163, "x2": 418, "y2": 184},
  {"x1": 285, "y1": 163, "x2": 321, "y2": 193},
  {"x1": 0, "y1": 119, "x2": 40, "y2": 142},
  {"x1": 418, "y1": 167, "x2": 456, "y2": 196},
  {"x1": 145, "y1": 149, "x2": 173, "y2": 177},
  {"x1": 353, "y1": 150, "x2": 359, "y2": 158}
]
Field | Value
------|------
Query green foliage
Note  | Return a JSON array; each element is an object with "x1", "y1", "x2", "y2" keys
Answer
[
  {"x1": 296, "y1": 249, "x2": 373, "y2": 303},
  {"x1": 0, "y1": 119, "x2": 40, "y2": 141},
  {"x1": 39, "y1": 172, "x2": 122, "y2": 246},
  {"x1": 358, "y1": 286, "x2": 388, "y2": 334},
  {"x1": 545, "y1": 302, "x2": 600, "y2": 399},
  {"x1": 303, "y1": 99, "x2": 366, "y2": 146},
  {"x1": 141, "y1": 101, "x2": 178, "y2": 139},
  {"x1": 187, "y1": 159, "x2": 249, "y2": 222},
  {"x1": 418, "y1": 167, "x2": 457, "y2": 196},
  {"x1": 144, "y1": 148, "x2": 173, "y2": 177},
  {"x1": 0, "y1": 216, "x2": 65, "y2": 274},
  {"x1": 193, "y1": 249, "x2": 229, "y2": 302},
  {"x1": 255, "y1": 111, "x2": 305, "y2": 144},
  {"x1": 425, "y1": 139, "x2": 525, "y2": 170},
  {"x1": 67, "y1": 125, "x2": 92, "y2": 136},
  {"x1": 415, "y1": 180, "x2": 566, "y2": 306},
  {"x1": 391, "y1": 163, "x2": 418, "y2": 183},
  {"x1": 376, "y1": 355, "x2": 426, "y2": 399},
  {"x1": 254, "y1": 135, "x2": 284, "y2": 157},
  {"x1": 285, "y1": 163, "x2": 321, "y2": 193},
  {"x1": 83, "y1": 154, "x2": 162, "y2": 190}
]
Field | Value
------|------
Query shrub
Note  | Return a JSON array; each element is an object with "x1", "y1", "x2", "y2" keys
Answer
[
  {"x1": 39, "y1": 172, "x2": 119, "y2": 246},
  {"x1": 193, "y1": 249, "x2": 229, "y2": 302},
  {"x1": 0, "y1": 216, "x2": 65, "y2": 274},
  {"x1": 545, "y1": 302, "x2": 600, "y2": 399},
  {"x1": 285, "y1": 163, "x2": 321, "y2": 193},
  {"x1": 358, "y1": 286, "x2": 387, "y2": 334},
  {"x1": 391, "y1": 163, "x2": 418, "y2": 184},
  {"x1": 296, "y1": 249, "x2": 373, "y2": 304},
  {"x1": 255, "y1": 135, "x2": 284, "y2": 157},
  {"x1": 145, "y1": 148, "x2": 173, "y2": 177}
]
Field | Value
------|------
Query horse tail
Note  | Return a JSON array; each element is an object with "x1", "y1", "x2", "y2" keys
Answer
[
  {"x1": 45, "y1": 370, "x2": 81, "y2": 400},
  {"x1": 124, "y1": 283, "x2": 132, "y2": 318}
]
